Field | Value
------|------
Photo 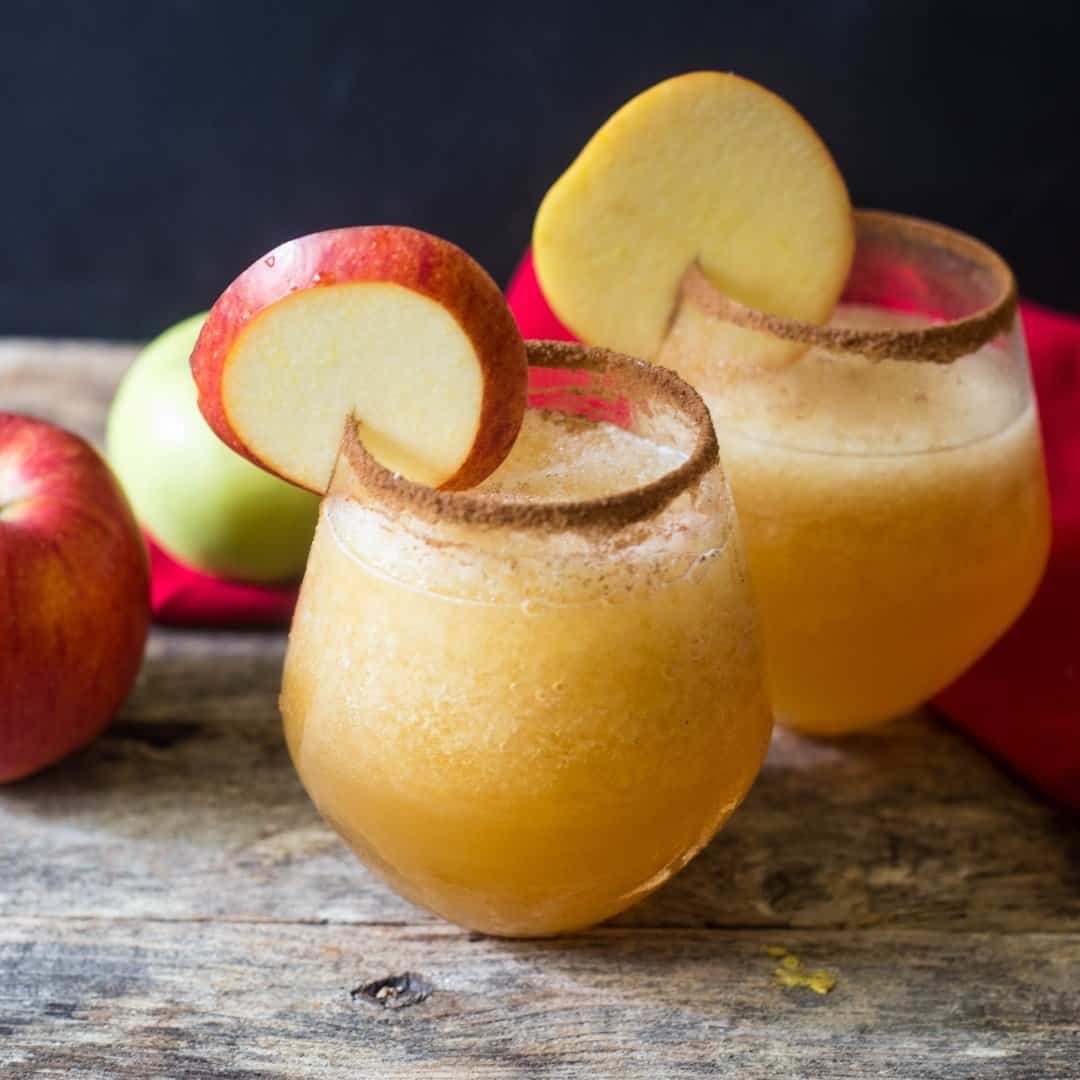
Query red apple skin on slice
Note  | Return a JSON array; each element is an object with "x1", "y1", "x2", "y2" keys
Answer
[{"x1": 191, "y1": 226, "x2": 527, "y2": 492}]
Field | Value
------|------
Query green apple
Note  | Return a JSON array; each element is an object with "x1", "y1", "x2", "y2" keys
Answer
[{"x1": 107, "y1": 313, "x2": 320, "y2": 584}]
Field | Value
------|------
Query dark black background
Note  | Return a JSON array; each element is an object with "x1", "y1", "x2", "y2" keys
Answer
[{"x1": 4, "y1": 0, "x2": 1079, "y2": 338}]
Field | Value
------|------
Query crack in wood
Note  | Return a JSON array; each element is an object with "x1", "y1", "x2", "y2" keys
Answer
[{"x1": 351, "y1": 972, "x2": 435, "y2": 1010}]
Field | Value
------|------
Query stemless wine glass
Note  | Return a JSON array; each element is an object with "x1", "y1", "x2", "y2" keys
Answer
[
  {"x1": 657, "y1": 210, "x2": 1051, "y2": 736},
  {"x1": 280, "y1": 341, "x2": 773, "y2": 937}
]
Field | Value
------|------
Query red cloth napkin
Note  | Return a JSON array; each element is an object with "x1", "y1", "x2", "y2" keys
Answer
[
  {"x1": 149, "y1": 538, "x2": 298, "y2": 628},
  {"x1": 934, "y1": 301, "x2": 1080, "y2": 812},
  {"x1": 506, "y1": 252, "x2": 1080, "y2": 811}
]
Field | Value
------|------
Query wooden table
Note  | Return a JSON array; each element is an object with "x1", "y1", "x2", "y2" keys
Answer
[{"x1": 2, "y1": 340, "x2": 1078, "y2": 1078}]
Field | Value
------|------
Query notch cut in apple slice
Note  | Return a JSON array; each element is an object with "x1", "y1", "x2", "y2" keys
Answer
[
  {"x1": 533, "y1": 71, "x2": 855, "y2": 368},
  {"x1": 192, "y1": 226, "x2": 528, "y2": 493}
]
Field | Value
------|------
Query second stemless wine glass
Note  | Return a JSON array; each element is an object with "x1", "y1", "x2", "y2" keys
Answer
[
  {"x1": 658, "y1": 210, "x2": 1051, "y2": 735},
  {"x1": 280, "y1": 341, "x2": 772, "y2": 936}
]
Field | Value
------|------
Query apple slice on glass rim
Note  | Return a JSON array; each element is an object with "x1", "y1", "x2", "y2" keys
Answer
[
  {"x1": 533, "y1": 71, "x2": 855, "y2": 368},
  {"x1": 191, "y1": 226, "x2": 528, "y2": 493}
]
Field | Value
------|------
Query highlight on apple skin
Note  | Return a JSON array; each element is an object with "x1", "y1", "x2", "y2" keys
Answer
[
  {"x1": 190, "y1": 225, "x2": 529, "y2": 494},
  {"x1": 0, "y1": 413, "x2": 151, "y2": 783}
]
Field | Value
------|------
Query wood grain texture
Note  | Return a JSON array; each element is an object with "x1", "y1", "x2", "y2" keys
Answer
[
  {"x1": 2, "y1": 339, "x2": 1079, "y2": 1077},
  {"x1": 4, "y1": 921, "x2": 1079, "y2": 1079},
  {"x1": 0, "y1": 339, "x2": 135, "y2": 446}
]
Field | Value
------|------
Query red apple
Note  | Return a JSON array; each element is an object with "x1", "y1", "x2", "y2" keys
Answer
[
  {"x1": 0, "y1": 414, "x2": 150, "y2": 783},
  {"x1": 191, "y1": 226, "x2": 528, "y2": 493}
]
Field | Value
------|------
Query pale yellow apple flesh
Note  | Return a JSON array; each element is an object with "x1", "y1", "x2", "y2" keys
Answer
[
  {"x1": 223, "y1": 283, "x2": 486, "y2": 491},
  {"x1": 533, "y1": 72, "x2": 855, "y2": 366}
]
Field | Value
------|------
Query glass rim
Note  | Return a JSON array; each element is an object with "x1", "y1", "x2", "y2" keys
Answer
[
  {"x1": 335, "y1": 339, "x2": 720, "y2": 532},
  {"x1": 679, "y1": 209, "x2": 1019, "y2": 364}
]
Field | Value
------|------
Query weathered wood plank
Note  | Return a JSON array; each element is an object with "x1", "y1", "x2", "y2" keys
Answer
[
  {"x1": 0, "y1": 338, "x2": 136, "y2": 447},
  {"x1": 2, "y1": 629, "x2": 1076, "y2": 932},
  {"x1": 3, "y1": 920, "x2": 1078, "y2": 1079}
]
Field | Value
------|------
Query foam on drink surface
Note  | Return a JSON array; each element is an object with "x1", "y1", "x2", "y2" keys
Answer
[
  {"x1": 327, "y1": 407, "x2": 725, "y2": 606},
  {"x1": 474, "y1": 410, "x2": 686, "y2": 501},
  {"x1": 703, "y1": 305, "x2": 1029, "y2": 455}
]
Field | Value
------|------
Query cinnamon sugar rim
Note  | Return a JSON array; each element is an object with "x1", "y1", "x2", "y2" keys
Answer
[
  {"x1": 680, "y1": 209, "x2": 1019, "y2": 364},
  {"x1": 337, "y1": 339, "x2": 720, "y2": 532}
]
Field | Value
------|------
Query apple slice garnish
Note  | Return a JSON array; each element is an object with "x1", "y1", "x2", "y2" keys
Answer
[
  {"x1": 533, "y1": 72, "x2": 854, "y2": 366},
  {"x1": 191, "y1": 226, "x2": 527, "y2": 492}
]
